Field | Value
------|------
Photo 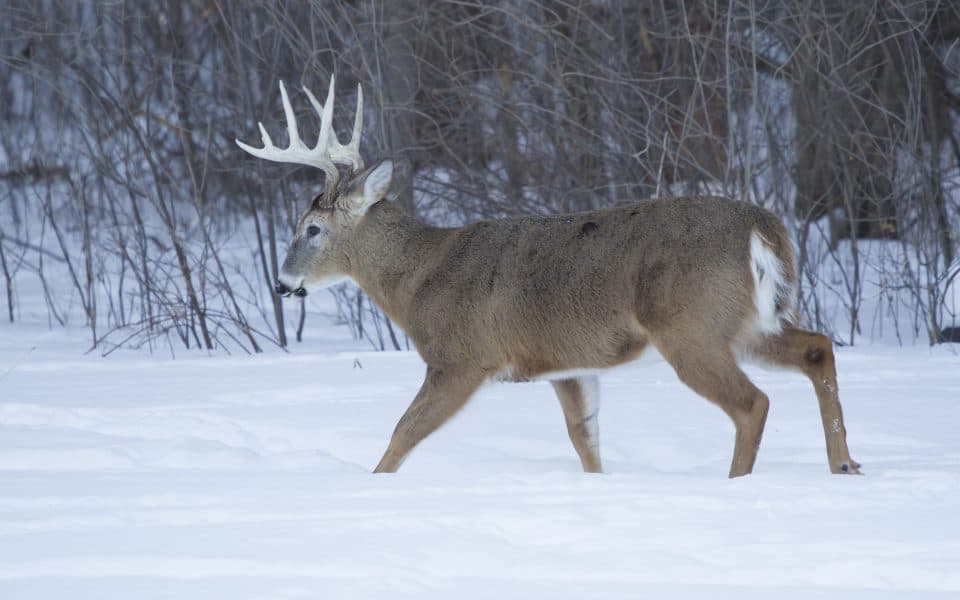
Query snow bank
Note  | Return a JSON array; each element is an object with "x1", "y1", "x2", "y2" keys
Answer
[{"x1": 1, "y1": 324, "x2": 958, "y2": 599}]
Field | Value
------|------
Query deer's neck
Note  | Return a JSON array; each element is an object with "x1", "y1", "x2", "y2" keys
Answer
[{"x1": 345, "y1": 202, "x2": 447, "y2": 330}]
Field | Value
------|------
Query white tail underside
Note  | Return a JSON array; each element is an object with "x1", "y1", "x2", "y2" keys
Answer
[{"x1": 749, "y1": 230, "x2": 789, "y2": 336}]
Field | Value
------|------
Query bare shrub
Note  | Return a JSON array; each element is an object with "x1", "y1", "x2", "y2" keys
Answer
[{"x1": 0, "y1": 0, "x2": 957, "y2": 350}]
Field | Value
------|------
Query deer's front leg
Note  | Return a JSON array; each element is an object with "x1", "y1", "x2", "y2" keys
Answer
[
  {"x1": 551, "y1": 376, "x2": 603, "y2": 473},
  {"x1": 374, "y1": 366, "x2": 485, "y2": 473}
]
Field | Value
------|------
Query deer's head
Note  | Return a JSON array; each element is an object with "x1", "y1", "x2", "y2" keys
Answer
[{"x1": 236, "y1": 78, "x2": 393, "y2": 297}]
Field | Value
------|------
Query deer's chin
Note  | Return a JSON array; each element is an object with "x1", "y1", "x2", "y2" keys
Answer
[{"x1": 303, "y1": 273, "x2": 352, "y2": 292}]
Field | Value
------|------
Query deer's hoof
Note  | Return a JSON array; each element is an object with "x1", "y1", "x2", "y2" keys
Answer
[{"x1": 837, "y1": 461, "x2": 863, "y2": 475}]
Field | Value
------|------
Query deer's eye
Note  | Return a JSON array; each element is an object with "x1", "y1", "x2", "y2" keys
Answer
[{"x1": 306, "y1": 224, "x2": 322, "y2": 238}]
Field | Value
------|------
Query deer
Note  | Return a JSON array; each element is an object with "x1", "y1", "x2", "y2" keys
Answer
[{"x1": 237, "y1": 76, "x2": 861, "y2": 478}]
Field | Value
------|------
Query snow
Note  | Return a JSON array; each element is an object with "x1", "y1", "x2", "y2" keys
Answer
[{"x1": 1, "y1": 319, "x2": 959, "y2": 599}]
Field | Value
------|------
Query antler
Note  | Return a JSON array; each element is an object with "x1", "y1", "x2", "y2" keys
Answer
[{"x1": 236, "y1": 76, "x2": 364, "y2": 192}]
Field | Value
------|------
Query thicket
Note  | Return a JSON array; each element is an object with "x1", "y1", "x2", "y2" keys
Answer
[{"x1": 1, "y1": 1, "x2": 958, "y2": 352}]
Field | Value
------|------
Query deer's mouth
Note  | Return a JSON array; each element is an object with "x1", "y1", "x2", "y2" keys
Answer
[{"x1": 275, "y1": 280, "x2": 307, "y2": 298}]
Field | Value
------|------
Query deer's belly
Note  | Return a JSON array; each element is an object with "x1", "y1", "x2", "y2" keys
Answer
[{"x1": 495, "y1": 333, "x2": 659, "y2": 383}]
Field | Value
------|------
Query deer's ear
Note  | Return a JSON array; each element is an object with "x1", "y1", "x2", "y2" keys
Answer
[
  {"x1": 345, "y1": 159, "x2": 393, "y2": 215},
  {"x1": 362, "y1": 159, "x2": 393, "y2": 209}
]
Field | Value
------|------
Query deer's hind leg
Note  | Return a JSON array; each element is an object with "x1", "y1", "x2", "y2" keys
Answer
[
  {"x1": 551, "y1": 376, "x2": 603, "y2": 473},
  {"x1": 658, "y1": 342, "x2": 770, "y2": 478},
  {"x1": 749, "y1": 326, "x2": 861, "y2": 475}
]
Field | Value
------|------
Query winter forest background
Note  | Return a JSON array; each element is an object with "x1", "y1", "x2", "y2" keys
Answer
[{"x1": 1, "y1": 0, "x2": 959, "y2": 354}]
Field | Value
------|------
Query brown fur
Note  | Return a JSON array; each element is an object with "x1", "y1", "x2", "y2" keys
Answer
[
  {"x1": 279, "y1": 173, "x2": 859, "y2": 477},
  {"x1": 349, "y1": 197, "x2": 787, "y2": 376}
]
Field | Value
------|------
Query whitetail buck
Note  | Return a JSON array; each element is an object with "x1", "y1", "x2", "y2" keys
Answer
[{"x1": 238, "y1": 77, "x2": 860, "y2": 478}]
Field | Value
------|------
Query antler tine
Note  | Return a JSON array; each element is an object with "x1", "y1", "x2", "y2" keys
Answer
[
  {"x1": 235, "y1": 79, "x2": 339, "y2": 187},
  {"x1": 304, "y1": 77, "x2": 336, "y2": 163},
  {"x1": 304, "y1": 78, "x2": 364, "y2": 172},
  {"x1": 278, "y1": 80, "x2": 303, "y2": 152},
  {"x1": 345, "y1": 84, "x2": 364, "y2": 170}
]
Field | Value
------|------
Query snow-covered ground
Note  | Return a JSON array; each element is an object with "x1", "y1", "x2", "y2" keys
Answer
[{"x1": 1, "y1": 317, "x2": 959, "y2": 599}]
